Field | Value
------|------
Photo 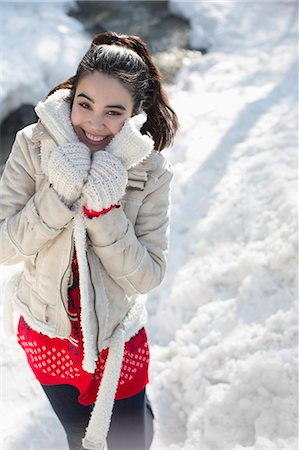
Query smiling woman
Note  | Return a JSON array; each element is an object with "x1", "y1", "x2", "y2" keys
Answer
[
  {"x1": 0, "y1": 31, "x2": 178, "y2": 450},
  {"x1": 71, "y1": 72, "x2": 134, "y2": 152}
]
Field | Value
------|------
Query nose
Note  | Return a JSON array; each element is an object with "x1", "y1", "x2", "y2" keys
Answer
[{"x1": 88, "y1": 115, "x2": 107, "y2": 131}]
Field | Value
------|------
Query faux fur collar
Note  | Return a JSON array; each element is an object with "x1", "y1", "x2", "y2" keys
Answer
[
  {"x1": 34, "y1": 89, "x2": 79, "y2": 176},
  {"x1": 35, "y1": 88, "x2": 79, "y2": 146}
]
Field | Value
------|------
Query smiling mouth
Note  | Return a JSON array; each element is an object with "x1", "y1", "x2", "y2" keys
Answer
[{"x1": 84, "y1": 131, "x2": 108, "y2": 142}]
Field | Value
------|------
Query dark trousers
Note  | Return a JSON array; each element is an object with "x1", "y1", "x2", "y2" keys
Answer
[{"x1": 41, "y1": 384, "x2": 154, "y2": 450}]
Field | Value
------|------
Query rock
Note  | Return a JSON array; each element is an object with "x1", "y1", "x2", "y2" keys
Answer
[
  {"x1": 69, "y1": 0, "x2": 190, "y2": 53},
  {"x1": 0, "y1": 104, "x2": 38, "y2": 173}
]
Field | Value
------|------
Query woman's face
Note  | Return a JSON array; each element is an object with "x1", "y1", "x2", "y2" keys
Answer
[{"x1": 71, "y1": 72, "x2": 134, "y2": 153}]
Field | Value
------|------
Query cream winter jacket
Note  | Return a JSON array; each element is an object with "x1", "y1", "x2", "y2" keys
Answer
[{"x1": 0, "y1": 90, "x2": 172, "y2": 450}]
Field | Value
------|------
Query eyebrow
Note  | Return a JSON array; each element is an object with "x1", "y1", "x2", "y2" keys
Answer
[{"x1": 77, "y1": 93, "x2": 127, "y2": 110}]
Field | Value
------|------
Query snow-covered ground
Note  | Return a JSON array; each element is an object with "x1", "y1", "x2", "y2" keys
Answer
[{"x1": 1, "y1": 1, "x2": 298, "y2": 449}]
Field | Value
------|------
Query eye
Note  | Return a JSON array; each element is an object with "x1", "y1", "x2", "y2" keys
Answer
[
  {"x1": 79, "y1": 102, "x2": 92, "y2": 110},
  {"x1": 107, "y1": 110, "x2": 122, "y2": 116}
]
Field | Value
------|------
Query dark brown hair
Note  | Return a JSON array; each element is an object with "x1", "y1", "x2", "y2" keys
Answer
[{"x1": 48, "y1": 31, "x2": 179, "y2": 151}]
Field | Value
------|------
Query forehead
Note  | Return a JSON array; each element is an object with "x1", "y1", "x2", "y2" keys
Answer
[{"x1": 76, "y1": 72, "x2": 133, "y2": 105}]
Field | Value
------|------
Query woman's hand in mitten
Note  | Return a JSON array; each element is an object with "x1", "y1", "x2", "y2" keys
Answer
[
  {"x1": 48, "y1": 142, "x2": 91, "y2": 207},
  {"x1": 82, "y1": 151, "x2": 128, "y2": 212},
  {"x1": 105, "y1": 110, "x2": 154, "y2": 170}
]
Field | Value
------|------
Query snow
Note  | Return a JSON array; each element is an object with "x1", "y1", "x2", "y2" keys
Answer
[
  {"x1": 1, "y1": 1, "x2": 298, "y2": 450},
  {"x1": 0, "y1": 0, "x2": 89, "y2": 122}
]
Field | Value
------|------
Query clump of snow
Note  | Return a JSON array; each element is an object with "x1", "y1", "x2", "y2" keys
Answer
[
  {"x1": 169, "y1": 0, "x2": 234, "y2": 50},
  {"x1": 1, "y1": 1, "x2": 298, "y2": 450},
  {"x1": 1, "y1": 0, "x2": 89, "y2": 122}
]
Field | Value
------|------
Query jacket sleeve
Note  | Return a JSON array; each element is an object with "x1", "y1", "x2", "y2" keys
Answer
[
  {"x1": 85, "y1": 165, "x2": 173, "y2": 295},
  {"x1": 0, "y1": 127, "x2": 75, "y2": 265}
]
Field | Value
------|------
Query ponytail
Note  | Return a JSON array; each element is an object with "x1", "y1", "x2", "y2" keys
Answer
[{"x1": 92, "y1": 32, "x2": 179, "y2": 151}]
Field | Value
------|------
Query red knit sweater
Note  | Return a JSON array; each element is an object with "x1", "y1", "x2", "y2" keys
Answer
[{"x1": 17, "y1": 249, "x2": 149, "y2": 405}]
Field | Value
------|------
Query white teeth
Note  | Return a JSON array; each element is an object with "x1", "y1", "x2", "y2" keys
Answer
[{"x1": 85, "y1": 131, "x2": 106, "y2": 142}]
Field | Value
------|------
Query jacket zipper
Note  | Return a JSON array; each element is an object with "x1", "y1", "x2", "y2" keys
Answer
[
  {"x1": 86, "y1": 250, "x2": 101, "y2": 361},
  {"x1": 60, "y1": 239, "x2": 74, "y2": 315}
]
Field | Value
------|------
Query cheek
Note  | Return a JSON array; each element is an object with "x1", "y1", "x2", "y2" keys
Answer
[
  {"x1": 110, "y1": 119, "x2": 126, "y2": 135},
  {"x1": 111, "y1": 113, "x2": 132, "y2": 135},
  {"x1": 70, "y1": 106, "x2": 82, "y2": 126}
]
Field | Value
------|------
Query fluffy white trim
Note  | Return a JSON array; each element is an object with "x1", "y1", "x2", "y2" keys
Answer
[
  {"x1": 82, "y1": 302, "x2": 147, "y2": 449},
  {"x1": 13, "y1": 295, "x2": 66, "y2": 337},
  {"x1": 35, "y1": 89, "x2": 78, "y2": 147},
  {"x1": 73, "y1": 213, "x2": 98, "y2": 373},
  {"x1": 36, "y1": 89, "x2": 80, "y2": 177},
  {"x1": 40, "y1": 137, "x2": 55, "y2": 177},
  {"x1": 122, "y1": 298, "x2": 148, "y2": 339},
  {"x1": 83, "y1": 325, "x2": 126, "y2": 450}
]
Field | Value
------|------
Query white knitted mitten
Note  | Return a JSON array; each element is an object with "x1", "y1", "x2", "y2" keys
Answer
[
  {"x1": 105, "y1": 111, "x2": 154, "y2": 169},
  {"x1": 82, "y1": 151, "x2": 128, "y2": 212},
  {"x1": 48, "y1": 143, "x2": 91, "y2": 207}
]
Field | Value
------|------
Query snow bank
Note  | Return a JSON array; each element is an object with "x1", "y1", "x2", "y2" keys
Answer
[
  {"x1": 147, "y1": 1, "x2": 298, "y2": 449},
  {"x1": 1, "y1": 0, "x2": 89, "y2": 122}
]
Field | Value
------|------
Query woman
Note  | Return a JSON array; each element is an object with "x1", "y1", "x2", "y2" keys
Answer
[{"x1": 0, "y1": 31, "x2": 178, "y2": 450}]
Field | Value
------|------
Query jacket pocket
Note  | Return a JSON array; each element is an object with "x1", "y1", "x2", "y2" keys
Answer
[{"x1": 17, "y1": 275, "x2": 53, "y2": 324}]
